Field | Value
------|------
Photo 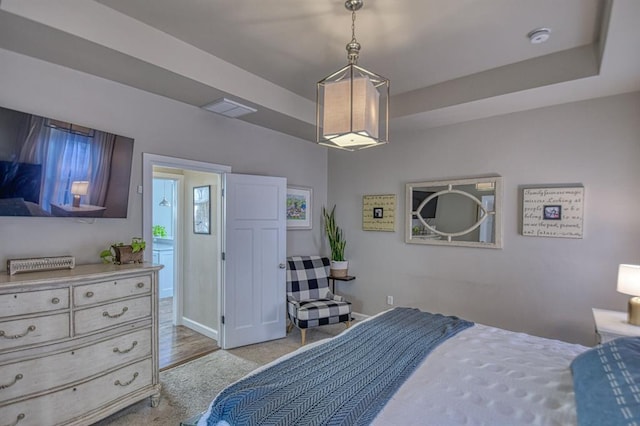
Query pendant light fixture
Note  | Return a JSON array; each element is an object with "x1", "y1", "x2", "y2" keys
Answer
[
  {"x1": 159, "y1": 181, "x2": 171, "y2": 207},
  {"x1": 316, "y1": 0, "x2": 389, "y2": 151}
]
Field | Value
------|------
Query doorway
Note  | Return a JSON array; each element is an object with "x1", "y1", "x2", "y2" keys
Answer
[
  {"x1": 146, "y1": 157, "x2": 229, "y2": 370},
  {"x1": 143, "y1": 153, "x2": 287, "y2": 356}
]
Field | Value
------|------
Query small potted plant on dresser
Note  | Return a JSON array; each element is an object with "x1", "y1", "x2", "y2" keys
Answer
[
  {"x1": 322, "y1": 205, "x2": 348, "y2": 277},
  {"x1": 100, "y1": 237, "x2": 146, "y2": 264}
]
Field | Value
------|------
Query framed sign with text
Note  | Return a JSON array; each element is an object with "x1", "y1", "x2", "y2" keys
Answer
[
  {"x1": 522, "y1": 186, "x2": 584, "y2": 238},
  {"x1": 363, "y1": 194, "x2": 396, "y2": 232}
]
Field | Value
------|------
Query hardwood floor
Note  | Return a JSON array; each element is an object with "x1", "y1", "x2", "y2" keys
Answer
[{"x1": 159, "y1": 297, "x2": 219, "y2": 371}]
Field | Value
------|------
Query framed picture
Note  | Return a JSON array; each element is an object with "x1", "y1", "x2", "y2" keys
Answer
[
  {"x1": 543, "y1": 205, "x2": 562, "y2": 220},
  {"x1": 373, "y1": 207, "x2": 384, "y2": 218},
  {"x1": 287, "y1": 186, "x2": 312, "y2": 229},
  {"x1": 193, "y1": 185, "x2": 211, "y2": 234}
]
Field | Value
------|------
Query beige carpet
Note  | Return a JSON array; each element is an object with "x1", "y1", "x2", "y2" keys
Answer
[{"x1": 95, "y1": 323, "x2": 349, "y2": 425}]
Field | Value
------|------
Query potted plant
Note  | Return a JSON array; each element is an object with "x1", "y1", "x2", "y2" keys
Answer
[
  {"x1": 152, "y1": 225, "x2": 168, "y2": 239},
  {"x1": 322, "y1": 205, "x2": 348, "y2": 277},
  {"x1": 100, "y1": 237, "x2": 146, "y2": 264}
]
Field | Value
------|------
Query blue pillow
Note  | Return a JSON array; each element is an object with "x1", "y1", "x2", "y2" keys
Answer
[{"x1": 571, "y1": 337, "x2": 640, "y2": 425}]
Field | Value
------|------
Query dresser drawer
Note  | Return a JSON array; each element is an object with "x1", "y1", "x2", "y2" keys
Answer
[
  {"x1": 74, "y1": 275, "x2": 151, "y2": 307},
  {"x1": 74, "y1": 296, "x2": 151, "y2": 335},
  {"x1": 0, "y1": 314, "x2": 69, "y2": 352},
  {"x1": 0, "y1": 359, "x2": 152, "y2": 426},
  {"x1": 0, "y1": 327, "x2": 151, "y2": 403},
  {"x1": 0, "y1": 288, "x2": 69, "y2": 317}
]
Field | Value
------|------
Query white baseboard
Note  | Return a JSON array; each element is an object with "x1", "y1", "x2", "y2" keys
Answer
[
  {"x1": 351, "y1": 312, "x2": 370, "y2": 321},
  {"x1": 182, "y1": 317, "x2": 218, "y2": 341}
]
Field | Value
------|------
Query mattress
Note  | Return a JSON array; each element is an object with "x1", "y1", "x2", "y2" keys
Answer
[{"x1": 199, "y1": 313, "x2": 588, "y2": 426}]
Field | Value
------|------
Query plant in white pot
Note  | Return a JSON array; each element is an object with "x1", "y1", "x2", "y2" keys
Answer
[{"x1": 322, "y1": 205, "x2": 348, "y2": 277}]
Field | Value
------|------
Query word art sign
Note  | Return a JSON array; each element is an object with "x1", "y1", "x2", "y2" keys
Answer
[
  {"x1": 363, "y1": 194, "x2": 396, "y2": 231},
  {"x1": 522, "y1": 186, "x2": 584, "y2": 238}
]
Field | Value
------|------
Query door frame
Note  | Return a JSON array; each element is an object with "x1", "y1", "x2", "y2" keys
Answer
[{"x1": 142, "y1": 153, "x2": 231, "y2": 338}]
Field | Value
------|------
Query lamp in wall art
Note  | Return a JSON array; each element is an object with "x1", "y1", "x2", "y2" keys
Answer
[
  {"x1": 617, "y1": 264, "x2": 640, "y2": 325},
  {"x1": 316, "y1": 0, "x2": 389, "y2": 151},
  {"x1": 70, "y1": 181, "x2": 89, "y2": 207}
]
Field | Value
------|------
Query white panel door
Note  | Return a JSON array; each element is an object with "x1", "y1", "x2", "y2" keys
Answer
[{"x1": 222, "y1": 173, "x2": 287, "y2": 349}]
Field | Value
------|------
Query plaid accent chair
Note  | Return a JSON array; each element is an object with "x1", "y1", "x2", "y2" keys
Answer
[{"x1": 286, "y1": 256, "x2": 352, "y2": 345}]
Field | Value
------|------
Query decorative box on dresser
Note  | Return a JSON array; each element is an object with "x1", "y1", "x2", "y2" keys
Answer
[{"x1": 0, "y1": 263, "x2": 162, "y2": 426}]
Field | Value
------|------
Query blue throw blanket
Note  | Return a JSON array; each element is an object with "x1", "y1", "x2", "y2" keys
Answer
[
  {"x1": 201, "y1": 307, "x2": 473, "y2": 426},
  {"x1": 571, "y1": 337, "x2": 640, "y2": 426}
]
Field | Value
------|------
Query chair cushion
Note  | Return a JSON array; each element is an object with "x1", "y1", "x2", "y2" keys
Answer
[
  {"x1": 288, "y1": 298, "x2": 352, "y2": 329},
  {"x1": 287, "y1": 256, "x2": 331, "y2": 302},
  {"x1": 296, "y1": 299, "x2": 352, "y2": 321}
]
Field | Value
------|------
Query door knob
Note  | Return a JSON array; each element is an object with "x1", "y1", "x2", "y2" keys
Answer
[{"x1": 279, "y1": 263, "x2": 286, "y2": 269}]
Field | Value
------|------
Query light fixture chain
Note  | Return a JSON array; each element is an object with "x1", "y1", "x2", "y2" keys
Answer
[
  {"x1": 346, "y1": 5, "x2": 360, "y2": 64},
  {"x1": 352, "y1": 9, "x2": 356, "y2": 42}
]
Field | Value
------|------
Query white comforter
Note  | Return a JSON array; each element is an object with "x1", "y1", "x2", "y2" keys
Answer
[{"x1": 373, "y1": 324, "x2": 587, "y2": 426}]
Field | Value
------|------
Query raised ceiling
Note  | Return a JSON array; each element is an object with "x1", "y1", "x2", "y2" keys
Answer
[{"x1": 1, "y1": 0, "x2": 639, "y2": 142}]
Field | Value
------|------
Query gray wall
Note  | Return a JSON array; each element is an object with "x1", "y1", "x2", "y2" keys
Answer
[
  {"x1": 182, "y1": 170, "x2": 219, "y2": 331},
  {"x1": 328, "y1": 92, "x2": 640, "y2": 346},
  {"x1": 0, "y1": 48, "x2": 327, "y2": 266}
]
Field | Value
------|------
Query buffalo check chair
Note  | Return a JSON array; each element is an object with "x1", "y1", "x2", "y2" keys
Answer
[{"x1": 286, "y1": 256, "x2": 352, "y2": 345}]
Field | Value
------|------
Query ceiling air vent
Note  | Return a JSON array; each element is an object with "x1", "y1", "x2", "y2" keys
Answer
[{"x1": 201, "y1": 98, "x2": 257, "y2": 118}]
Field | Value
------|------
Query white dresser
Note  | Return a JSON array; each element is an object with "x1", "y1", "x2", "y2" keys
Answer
[{"x1": 0, "y1": 263, "x2": 162, "y2": 426}]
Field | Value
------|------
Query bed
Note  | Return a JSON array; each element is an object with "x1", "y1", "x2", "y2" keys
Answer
[
  {"x1": 194, "y1": 307, "x2": 640, "y2": 426},
  {"x1": 0, "y1": 197, "x2": 51, "y2": 216}
]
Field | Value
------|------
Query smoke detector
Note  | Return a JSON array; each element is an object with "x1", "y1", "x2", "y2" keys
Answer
[{"x1": 527, "y1": 28, "x2": 551, "y2": 44}]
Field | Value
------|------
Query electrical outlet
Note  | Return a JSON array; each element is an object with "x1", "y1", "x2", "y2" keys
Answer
[{"x1": 386, "y1": 295, "x2": 394, "y2": 305}]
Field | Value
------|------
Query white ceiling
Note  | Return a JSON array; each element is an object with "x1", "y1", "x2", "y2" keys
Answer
[{"x1": 1, "y1": 0, "x2": 639, "y2": 142}]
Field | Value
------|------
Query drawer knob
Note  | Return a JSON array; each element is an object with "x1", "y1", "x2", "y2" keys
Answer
[
  {"x1": 51, "y1": 297, "x2": 60, "y2": 304},
  {"x1": 0, "y1": 373, "x2": 23, "y2": 390},
  {"x1": 136, "y1": 282, "x2": 145, "y2": 289},
  {"x1": 114, "y1": 371, "x2": 139, "y2": 387},
  {"x1": 113, "y1": 340, "x2": 138, "y2": 354},
  {"x1": 85, "y1": 291, "x2": 94, "y2": 298},
  {"x1": 0, "y1": 325, "x2": 36, "y2": 340},
  {"x1": 2, "y1": 413, "x2": 25, "y2": 426},
  {"x1": 103, "y1": 306, "x2": 128, "y2": 319}
]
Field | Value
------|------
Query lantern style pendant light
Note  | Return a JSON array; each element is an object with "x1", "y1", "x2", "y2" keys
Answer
[{"x1": 316, "y1": 0, "x2": 389, "y2": 151}]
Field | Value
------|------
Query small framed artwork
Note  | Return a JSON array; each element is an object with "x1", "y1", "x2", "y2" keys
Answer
[
  {"x1": 193, "y1": 185, "x2": 211, "y2": 234},
  {"x1": 543, "y1": 205, "x2": 562, "y2": 220},
  {"x1": 287, "y1": 186, "x2": 312, "y2": 229},
  {"x1": 363, "y1": 194, "x2": 396, "y2": 231}
]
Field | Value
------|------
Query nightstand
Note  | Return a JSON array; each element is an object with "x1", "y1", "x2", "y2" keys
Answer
[
  {"x1": 592, "y1": 308, "x2": 640, "y2": 344},
  {"x1": 50, "y1": 203, "x2": 106, "y2": 217}
]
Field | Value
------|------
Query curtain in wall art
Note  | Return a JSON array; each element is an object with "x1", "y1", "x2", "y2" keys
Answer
[{"x1": 18, "y1": 116, "x2": 114, "y2": 212}]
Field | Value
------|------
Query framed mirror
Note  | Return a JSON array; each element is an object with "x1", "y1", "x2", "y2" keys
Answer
[{"x1": 405, "y1": 176, "x2": 503, "y2": 248}]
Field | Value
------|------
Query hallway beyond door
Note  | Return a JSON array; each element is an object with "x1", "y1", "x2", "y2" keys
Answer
[{"x1": 159, "y1": 297, "x2": 219, "y2": 371}]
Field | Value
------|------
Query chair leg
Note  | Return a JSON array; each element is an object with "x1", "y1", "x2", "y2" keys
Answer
[
  {"x1": 345, "y1": 320, "x2": 351, "y2": 329},
  {"x1": 300, "y1": 329, "x2": 306, "y2": 345},
  {"x1": 286, "y1": 321, "x2": 293, "y2": 333}
]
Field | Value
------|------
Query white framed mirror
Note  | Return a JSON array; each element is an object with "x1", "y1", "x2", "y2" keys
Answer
[{"x1": 405, "y1": 176, "x2": 503, "y2": 248}]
